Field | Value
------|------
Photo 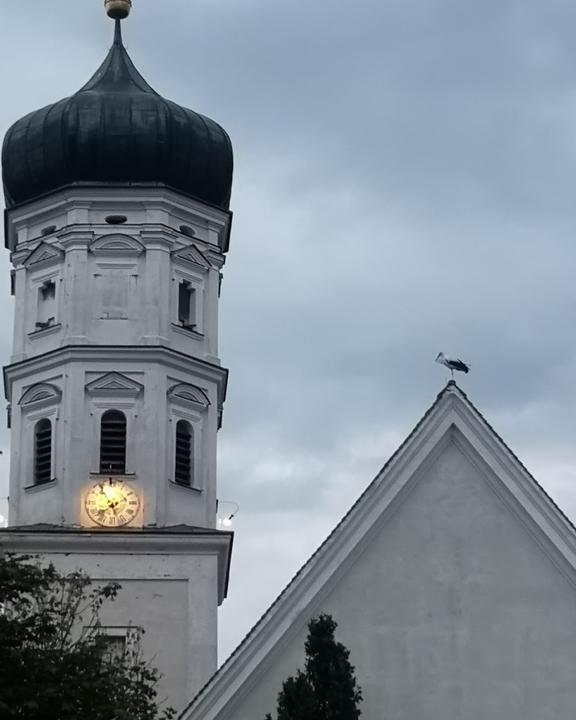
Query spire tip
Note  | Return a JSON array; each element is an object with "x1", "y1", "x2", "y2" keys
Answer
[{"x1": 105, "y1": 0, "x2": 132, "y2": 21}]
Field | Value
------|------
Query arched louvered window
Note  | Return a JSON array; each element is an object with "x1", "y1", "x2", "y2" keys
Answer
[
  {"x1": 175, "y1": 420, "x2": 193, "y2": 486},
  {"x1": 100, "y1": 410, "x2": 127, "y2": 474},
  {"x1": 34, "y1": 419, "x2": 52, "y2": 485}
]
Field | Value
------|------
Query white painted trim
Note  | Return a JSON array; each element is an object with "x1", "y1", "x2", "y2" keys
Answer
[
  {"x1": 5, "y1": 187, "x2": 232, "y2": 253},
  {"x1": 4, "y1": 346, "x2": 228, "y2": 407},
  {"x1": 90, "y1": 233, "x2": 145, "y2": 256},
  {"x1": 19, "y1": 382, "x2": 62, "y2": 409},
  {"x1": 23, "y1": 242, "x2": 64, "y2": 270},
  {"x1": 28, "y1": 323, "x2": 62, "y2": 341},
  {"x1": 85, "y1": 371, "x2": 145, "y2": 399},
  {"x1": 168, "y1": 383, "x2": 210, "y2": 409},
  {"x1": 172, "y1": 244, "x2": 212, "y2": 270},
  {"x1": 0, "y1": 529, "x2": 233, "y2": 603},
  {"x1": 171, "y1": 266, "x2": 205, "y2": 334}
]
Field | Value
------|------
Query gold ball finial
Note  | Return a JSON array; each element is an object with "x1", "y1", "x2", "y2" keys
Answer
[{"x1": 105, "y1": 0, "x2": 132, "y2": 20}]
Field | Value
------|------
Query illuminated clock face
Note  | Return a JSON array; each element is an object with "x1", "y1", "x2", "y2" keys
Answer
[{"x1": 85, "y1": 481, "x2": 140, "y2": 528}]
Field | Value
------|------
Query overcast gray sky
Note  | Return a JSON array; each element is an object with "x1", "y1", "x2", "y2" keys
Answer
[{"x1": 2, "y1": 0, "x2": 576, "y2": 661}]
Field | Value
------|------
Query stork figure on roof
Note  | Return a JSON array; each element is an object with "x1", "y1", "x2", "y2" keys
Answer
[{"x1": 435, "y1": 352, "x2": 470, "y2": 379}]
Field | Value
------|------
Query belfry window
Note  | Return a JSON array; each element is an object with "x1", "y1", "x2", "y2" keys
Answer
[
  {"x1": 178, "y1": 281, "x2": 196, "y2": 330},
  {"x1": 99, "y1": 410, "x2": 127, "y2": 475},
  {"x1": 175, "y1": 420, "x2": 193, "y2": 486},
  {"x1": 34, "y1": 419, "x2": 52, "y2": 485},
  {"x1": 36, "y1": 279, "x2": 56, "y2": 330}
]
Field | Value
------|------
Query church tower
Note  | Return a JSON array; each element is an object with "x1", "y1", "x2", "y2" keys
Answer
[{"x1": 0, "y1": 3, "x2": 233, "y2": 710}]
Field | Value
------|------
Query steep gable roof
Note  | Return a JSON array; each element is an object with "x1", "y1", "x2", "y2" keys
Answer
[{"x1": 181, "y1": 382, "x2": 576, "y2": 719}]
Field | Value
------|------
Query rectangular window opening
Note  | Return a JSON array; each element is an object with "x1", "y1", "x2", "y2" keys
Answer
[
  {"x1": 175, "y1": 420, "x2": 193, "y2": 486},
  {"x1": 101, "y1": 635, "x2": 126, "y2": 664},
  {"x1": 34, "y1": 419, "x2": 52, "y2": 485},
  {"x1": 178, "y1": 281, "x2": 196, "y2": 331},
  {"x1": 40, "y1": 281, "x2": 56, "y2": 302},
  {"x1": 36, "y1": 279, "x2": 57, "y2": 330},
  {"x1": 96, "y1": 627, "x2": 141, "y2": 665}
]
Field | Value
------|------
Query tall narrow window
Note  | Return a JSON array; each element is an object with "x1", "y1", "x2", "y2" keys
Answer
[
  {"x1": 178, "y1": 281, "x2": 196, "y2": 329},
  {"x1": 34, "y1": 419, "x2": 52, "y2": 485},
  {"x1": 100, "y1": 410, "x2": 127, "y2": 474},
  {"x1": 175, "y1": 420, "x2": 193, "y2": 486},
  {"x1": 36, "y1": 279, "x2": 56, "y2": 330}
]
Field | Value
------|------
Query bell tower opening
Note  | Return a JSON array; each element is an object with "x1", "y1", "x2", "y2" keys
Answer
[
  {"x1": 33, "y1": 419, "x2": 52, "y2": 485},
  {"x1": 175, "y1": 419, "x2": 193, "y2": 487},
  {"x1": 99, "y1": 410, "x2": 127, "y2": 475}
]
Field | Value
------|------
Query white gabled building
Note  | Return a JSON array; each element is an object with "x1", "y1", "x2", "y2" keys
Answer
[{"x1": 183, "y1": 382, "x2": 576, "y2": 720}]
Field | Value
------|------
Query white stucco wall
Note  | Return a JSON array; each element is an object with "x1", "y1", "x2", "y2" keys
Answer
[
  {"x1": 7, "y1": 188, "x2": 229, "y2": 364},
  {"x1": 4, "y1": 187, "x2": 230, "y2": 530},
  {"x1": 0, "y1": 534, "x2": 229, "y2": 716},
  {"x1": 221, "y1": 437, "x2": 576, "y2": 720},
  {"x1": 7, "y1": 352, "x2": 222, "y2": 528}
]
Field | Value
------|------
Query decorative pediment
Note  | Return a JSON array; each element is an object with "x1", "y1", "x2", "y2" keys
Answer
[
  {"x1": 171, "y1": 244, "x2": 211, "y2": 270},
  {"x1": 19, "y1": 382, "x2": 62, "y2": 409},
  {"x1": 85, "y1": 372, "x2": 144, "y2": 398},
  {"x1": 24, "y1": 242, "x2": 64, "y2": 270},
  {"x1": 90, "y1": 234, "x2": 144, "y2": 257},
  {"x1": 168, "y1": 383, "x2": 210, "y2": 409}
]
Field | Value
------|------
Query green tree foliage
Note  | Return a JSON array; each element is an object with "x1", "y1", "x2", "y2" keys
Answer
[
  {"x1": 0, "y1": 553, "x2": 175, "y2": 720},
  {"x1": 265, "y1": 614, "x2": 363, "y2": 720}
]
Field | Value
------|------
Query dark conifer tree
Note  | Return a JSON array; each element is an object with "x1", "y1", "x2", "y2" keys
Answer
[{"x1": 265, "y1": 614, "x2": 362, "y2": 720}]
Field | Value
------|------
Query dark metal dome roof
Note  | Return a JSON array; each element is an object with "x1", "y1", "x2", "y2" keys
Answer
[{"x1": 2, "y1": 21, "x2": 233, "y2": 209}]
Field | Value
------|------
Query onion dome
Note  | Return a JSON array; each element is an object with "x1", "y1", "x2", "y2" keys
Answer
[{"x1": 2, "y1": 20, "x2": 233, "y2": 209}]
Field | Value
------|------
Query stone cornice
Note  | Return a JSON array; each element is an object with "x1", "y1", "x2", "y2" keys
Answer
[
  {"x1": 4, "y1": 346, "x2": 228, "y2": 406},
  {"x1": 57, "y1": 227, "x2": 95, "y2": 250},
  {"x1": 5, "y1": 186, "x2": 232, "y2": 253},
  {"x1": 0, "y1": 528, "x2": 233, "y2": 603}
]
